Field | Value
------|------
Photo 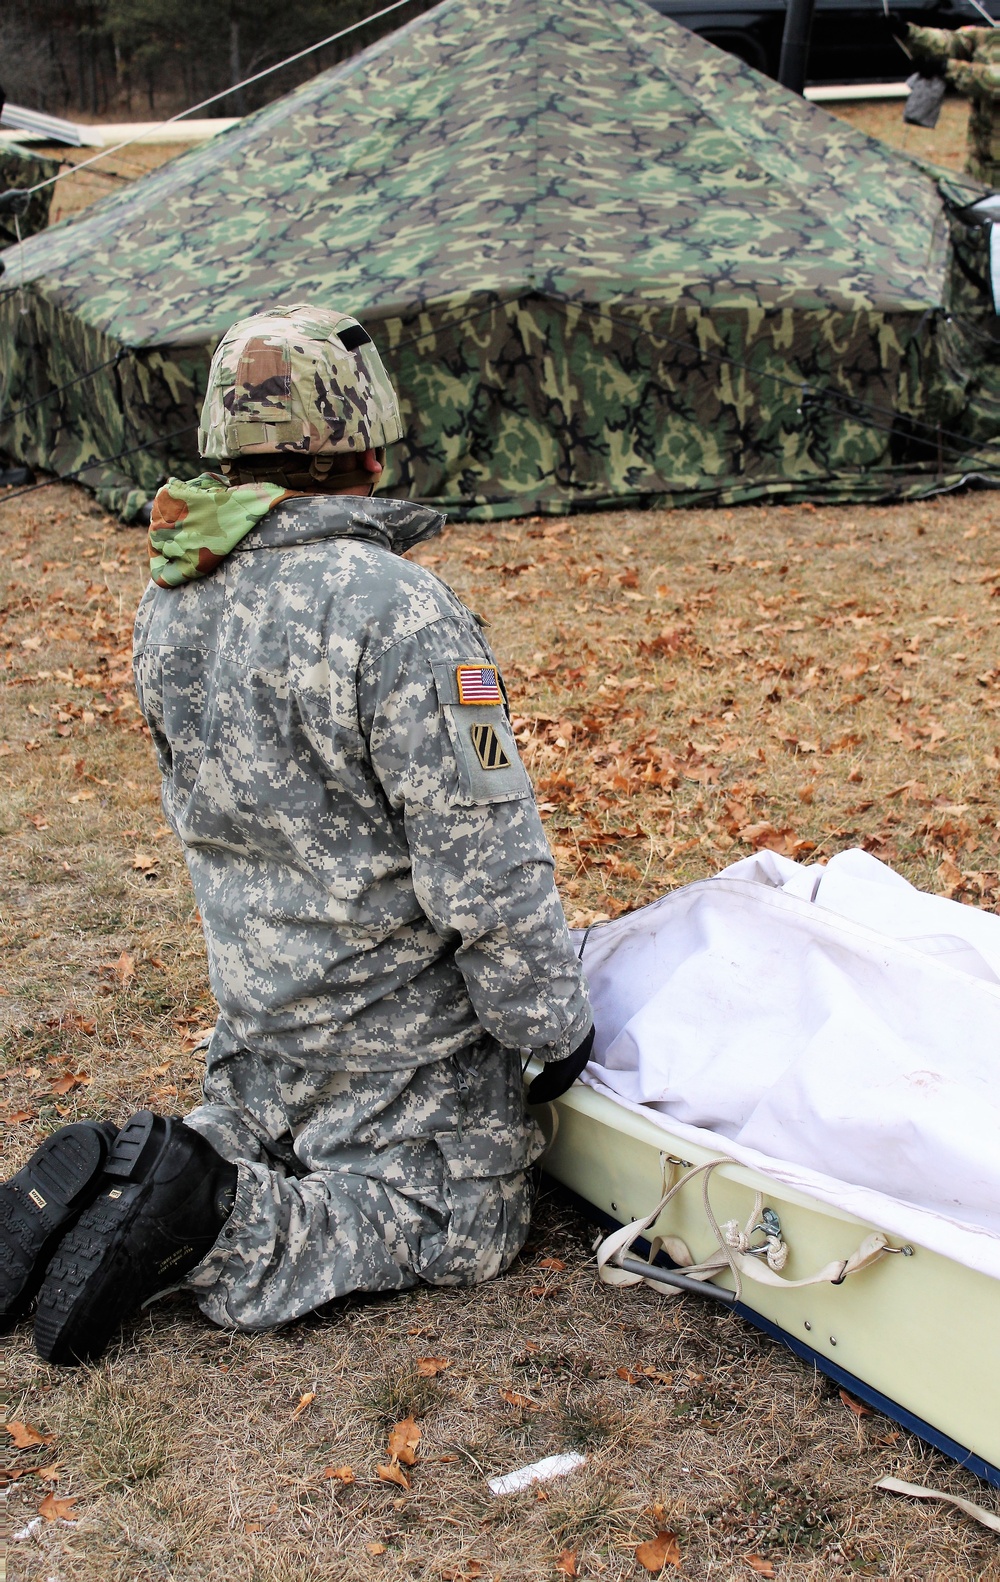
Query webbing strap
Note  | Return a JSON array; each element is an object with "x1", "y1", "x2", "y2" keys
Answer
[{"x1": 595, "y1": 1157, "x2": 890, "y2": 1301}]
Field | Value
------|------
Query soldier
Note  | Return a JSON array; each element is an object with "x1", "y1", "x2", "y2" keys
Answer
[
  {"x1": 907, "y1": 25, "x2": 1000, "y2": 185},
  {"x1": 0, "y1": 304, "x2": 593, "y2": 1364}
]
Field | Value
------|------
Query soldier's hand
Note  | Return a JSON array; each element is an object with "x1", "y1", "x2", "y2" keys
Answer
[{"x1": 525, "y1": 1025, "x2": 595, "y2": 1105}]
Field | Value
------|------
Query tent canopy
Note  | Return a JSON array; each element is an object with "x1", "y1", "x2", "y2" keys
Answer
[{"x1": 2, "y1": 0, "x2": 999, "y2": 518}]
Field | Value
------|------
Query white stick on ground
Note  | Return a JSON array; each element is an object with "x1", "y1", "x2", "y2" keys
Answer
[{"x1": 488, "y1": 1452, "x2": 587, "y2": 1498}]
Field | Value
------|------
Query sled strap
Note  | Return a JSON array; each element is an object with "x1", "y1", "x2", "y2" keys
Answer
[{"x1": 595, "y1": 1157, "x2": 890, "y2": 1303}]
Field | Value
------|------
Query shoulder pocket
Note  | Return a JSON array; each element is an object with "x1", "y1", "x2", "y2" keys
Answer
[{"x1": 430, "y1": 660, "x2": 532, "y2": 806}]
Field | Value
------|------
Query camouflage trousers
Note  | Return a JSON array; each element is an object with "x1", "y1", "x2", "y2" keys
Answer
[{"x1": 181, "y1": 1038, "x2": 545, "y2": 1331}]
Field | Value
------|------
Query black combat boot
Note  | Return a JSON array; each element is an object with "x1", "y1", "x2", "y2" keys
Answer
[
  {"x1": 0, "y1": 1120, "x2": 120, "y2": 1329},
  {"x1": 33, "y1": 1111, "x2": 238, "y2": 1366}
]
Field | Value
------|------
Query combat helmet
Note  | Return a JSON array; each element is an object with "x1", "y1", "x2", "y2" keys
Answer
[{"x1": 198, "y1": 302, "x2": 403, "y2": 461}]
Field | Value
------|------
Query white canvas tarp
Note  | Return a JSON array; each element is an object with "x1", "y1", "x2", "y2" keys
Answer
[{"x1": 578, "y1": 849, "x2": 1000, "y2": 1281}]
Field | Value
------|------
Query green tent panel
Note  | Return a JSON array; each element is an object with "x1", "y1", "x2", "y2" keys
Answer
[
  {"x1": 0, "y1": 145, "x2": 58, "y2": 248},
  {"x1": 2, "y1": 0, "x2": 1000, "y2": 518}
]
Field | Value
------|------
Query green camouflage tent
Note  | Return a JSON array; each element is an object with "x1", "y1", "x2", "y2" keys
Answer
[
  {"x1": 2, "y1": 0, "x2": 1000, "y2": 519},
  {"x1": 0, "y1": 146, "x2": 58, "y2": 248}
]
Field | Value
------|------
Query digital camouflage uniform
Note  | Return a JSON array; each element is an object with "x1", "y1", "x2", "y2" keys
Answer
[{"x1": 133, "y1": 491, "x2": 592, "y2": 1330}]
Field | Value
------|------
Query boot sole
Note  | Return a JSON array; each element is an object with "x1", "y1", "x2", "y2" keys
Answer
[
  {"x1": 0, "y1": 1123, "x2": 117, "y2": 1328},
  {"x1": 33, "y1": 1112, "x2": 174, "y2": 1366}
]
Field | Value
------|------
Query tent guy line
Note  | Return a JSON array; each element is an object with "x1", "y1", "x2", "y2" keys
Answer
[
  {"x1": 0, "y1": 349, "x2": 125, "y2": 424},
  {"x1": 0, "y1": 423, "x2": 198, "y2": 509},
  {"x1": 0, "y1": 0, "x2": 423, "y2": 210}
]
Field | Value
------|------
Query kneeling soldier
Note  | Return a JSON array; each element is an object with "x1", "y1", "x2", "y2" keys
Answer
[{"x1": 1, "y1": 304, "x2": 593, "y2": 1363}]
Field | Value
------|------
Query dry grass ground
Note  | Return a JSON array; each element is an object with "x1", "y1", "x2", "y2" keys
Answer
[
  {"x1": 4, "y1": 484, "x2": 1000, "y2": 1580},
  {"x1": 43, "y1": 144, "x2": 195, "y2": 228},
  {"x1": 827, "y1": 94, "x2": 969, "y2": 175}
]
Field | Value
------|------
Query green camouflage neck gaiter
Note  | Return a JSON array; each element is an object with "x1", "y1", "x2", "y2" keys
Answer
[{"x1": 147, "y1": 474, "x2": 301, "y2": 588}]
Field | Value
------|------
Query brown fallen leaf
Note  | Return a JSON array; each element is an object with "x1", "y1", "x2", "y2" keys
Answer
[
  {"x1": 387, "y1": 1416, "x2": 421, "y2": 1466},
  {"x1": 839, "y1": 1389, "x2": 872, "y2": 1419},
  {"x1": 64, "y1": 1013, "x2": 96, "y2": 1036},
  {"x1": 38, "y1": 1491, "x2": 77, "y2": 1522},
  {"x1": 746, "y1": 1558, "x2": 776, "y2": 1577},
  {"x1": 110, "y1": 950, "x2": 135, "y2": 985},
  {"x1": 6, "y1": 1422, "x2": 53, "y2": 1450},
  {"x1": 0, "y1": 1464, "x2": 40, "y2": 1486},
  {"x1": 49, "y1": 1072, "x2": 90, "y2": 1096},
  {"x1": 37, "y1": 1460, "x2": 61, "y2": 1481},
  {"x1": 555, "y1": 1547, "x2": 579, "y2": 1576},
  {"x1": 290, "y1": 1391, "x2": 315, "y2": 1420},
  {"x1": 414, "y1": 1356, "x2": 451, "y2": 1377},
  {"x1": 499, "y1": 1387, "x2": 543, "y2": 1411},
  {"x1": 876, "y1": 1430, "x2": 901, "y2": 1447},
  {"x1": 132, "y1": 851, "x2": 159, "y2": 874},
  {"x1": 376, "y1": 1461, "x2": 410, "y2": 1490},
  {"x1": 937, "y1": 855, "x2": 963, "y2": 895},
  {"x1": 366, "y1": 1541, "x2": 387, "y2": 1556},
  {"x1": 321, "y1": 1465, "x2": 355, "y2": 1484},
  {"x1": 527, "y1": 1283, "x2": 566, "y2": 1298},
  {"x1": 635, "y1": 1530, "x2": 681, "y2": 1573},
  {"x1": 538, "y1": 1256, "x2": 567, "y2": 1271},
  {"x1": 6, "y1": 1110, "x2": 37, "y2": 1125}
]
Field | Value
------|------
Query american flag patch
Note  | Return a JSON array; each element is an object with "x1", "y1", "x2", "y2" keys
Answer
[{"x1": 456, "y1": 664, "x2": 502, "y2": 705}]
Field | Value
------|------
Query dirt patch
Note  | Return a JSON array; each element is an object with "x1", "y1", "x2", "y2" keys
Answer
[
  {"x1": 824, "y1": 92, "x2": 970, "y2": 175},
  {"x1": 25, "y1": 142, "x2": 198, "y2": 228},
  {"x1": 3, "y1": 484, "x2": 1000, "y2": 1579}
]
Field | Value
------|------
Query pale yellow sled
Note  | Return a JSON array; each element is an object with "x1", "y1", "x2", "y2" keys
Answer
[{"x1": 531, "y1": 1072, "x2": 1000, "y2": 1485}]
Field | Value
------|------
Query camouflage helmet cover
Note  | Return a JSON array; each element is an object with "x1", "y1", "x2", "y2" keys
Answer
[{"x1": 198, "y1": 302, "x2": 403, "y2": 459}]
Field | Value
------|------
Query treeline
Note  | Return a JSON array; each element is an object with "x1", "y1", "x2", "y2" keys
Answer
[{"x1": 1, "y1": 0, "x2": 437, "y2": 119}]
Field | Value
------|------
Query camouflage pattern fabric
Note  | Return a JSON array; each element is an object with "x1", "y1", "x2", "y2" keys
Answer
[
  {"x1": 199, "y1": 302, "x2": 403, "y2": 459},
  {"x1": 147, "y1": 473, "x2": 300, "y2": 586},
  {"x1": 3, "y1": 0, "x2": 1000, "y2": 517},
  {"x1": 183, "y1": 1037, "x2": 541, "y2": 1329},
  {"x1": 909, "y1": 26, "x2": 1000, "y2": 187},
  {"x1": 134, "y1": 490, "x2": 586, "y2": 1322},
  {"x1": 132, "y1": 492, "x2": 592, "y2": 1072},
  {"x1": 0, "y1": 146, "x2": 58, "y2": 248}
]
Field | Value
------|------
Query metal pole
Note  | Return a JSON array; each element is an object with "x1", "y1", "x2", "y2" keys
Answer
[
  {"x1": 618, "y1": 1257, "x2": 738, "y2": 1305},
  {"x1": 777, "y1": 0, "x2": 816, "y2": 94}
]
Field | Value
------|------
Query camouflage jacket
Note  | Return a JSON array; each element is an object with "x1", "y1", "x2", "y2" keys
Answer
[{"x1": 133, "y1": 494, "x2": 592, "y2": 1072}]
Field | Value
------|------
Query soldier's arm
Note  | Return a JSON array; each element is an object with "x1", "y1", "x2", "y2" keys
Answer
[{"x1": 358, "y1": 614, "x2": 592, "y2": 1059}]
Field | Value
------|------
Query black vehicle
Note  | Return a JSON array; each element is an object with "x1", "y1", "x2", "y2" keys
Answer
[{"x1": 645, "y1": 0, "x2": 999, "y2": 83}]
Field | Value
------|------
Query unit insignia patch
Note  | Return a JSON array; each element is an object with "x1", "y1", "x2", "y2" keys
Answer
[{"x1": 469, "y1": 722, "x2": 511, "y2": 770}]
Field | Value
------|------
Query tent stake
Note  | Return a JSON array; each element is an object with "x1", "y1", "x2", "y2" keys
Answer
[{"x1": 618, "y1": 1257, "x2": 738, "y2": 1305}]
